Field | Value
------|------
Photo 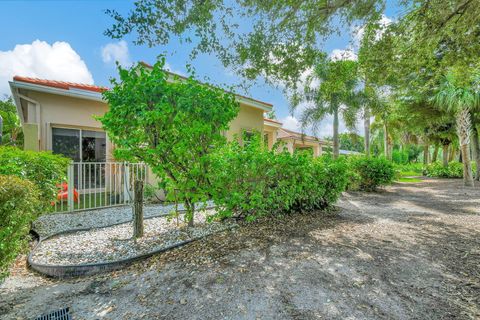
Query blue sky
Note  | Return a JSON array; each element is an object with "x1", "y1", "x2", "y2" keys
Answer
[{"x1": 0, "y1": 0, "x2": 401, "y2": 137}]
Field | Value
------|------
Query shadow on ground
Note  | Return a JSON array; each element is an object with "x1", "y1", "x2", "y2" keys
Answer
[{"x1": 1, "y1": 178, "x2": 479, "y2": 319}]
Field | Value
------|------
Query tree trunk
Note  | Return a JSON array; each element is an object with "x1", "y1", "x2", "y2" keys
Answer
[
  {"x1": 432, "y1": 144, "x2": 439, "y2": 162},
  {"x1": 185, "y1": 198, "x2": 195, "y2": 228},
  {"x1": 133, "y1": 180, "x2": 144, "y2": 239},
  {"x1": 423, "y1": 144, "x2": 429, "y2": 165},
  {"x1": 456, "y1": 108, "x2": 474, "y2": 187},
  {"x1": 333, "y1": 107, "x2": 339, "y2": 159},
  {"x1": 442, "y1": 144, "x2": 449, "y2": 167},
  {"x1": 449, "y1": 145, "x2": 456, "y2": 162},
  {"x1": 383, "y1": 122, "x2": 391, "y2": 160},
  {"x1": 472, "y1": 125, "x2": 480, "y2": 181},
  {"x1": 364, "y1": 106, "x2": 370, "y2": 157}
]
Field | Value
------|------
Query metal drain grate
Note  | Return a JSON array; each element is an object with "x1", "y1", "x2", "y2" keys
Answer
[{"x1": 34, "y1": 307, "x2": 71, "y2": 320}]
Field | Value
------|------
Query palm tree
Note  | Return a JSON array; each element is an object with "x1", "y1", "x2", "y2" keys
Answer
[
  {"x1": 294, "y1": 58, "x2": 361, "y2": 159},
  {"x1": 435, "y1": 71, "x2": 480, "y2": 187}
]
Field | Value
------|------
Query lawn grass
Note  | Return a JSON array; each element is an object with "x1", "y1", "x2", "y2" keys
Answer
[{"x1": 397, "y1": 177, "x2": 422, "y2": 183}]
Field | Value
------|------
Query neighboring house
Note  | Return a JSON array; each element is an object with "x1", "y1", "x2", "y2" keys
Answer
[{"x1": 263, "y1": 118, "x2": 329, "y2": 157}]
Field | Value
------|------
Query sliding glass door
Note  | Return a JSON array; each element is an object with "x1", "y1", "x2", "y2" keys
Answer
[
  {"x1": 52, "y1": 127, "x2": 106, "y2": 162},
  {"x1": 52, "y1": 127, "x2": 107, "y2": 189}
]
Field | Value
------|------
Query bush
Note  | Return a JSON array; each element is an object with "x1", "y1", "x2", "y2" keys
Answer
[
  {"x1": 424, "y1": 161, "x2": 475, "y2": 178},
  {"x1": 0, "y1": 175, "x2": 40, "y2": 280},
  {"x1": 348, "y1": 156, "x2": 395, "y2": 191},
  {"x1": 208, "y1": 137, "x2": 348, "y2": 221},
  {"x1": 0, "y1": 147, "x2": 69, "y2": 211}
]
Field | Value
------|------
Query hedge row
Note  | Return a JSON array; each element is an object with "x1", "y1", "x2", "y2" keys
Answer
[
  {"x1": 424, "y1": 161, "x2": 476, "y2": 178},
  {"x1": 0, "y1": 147, "x2": 69, "y2": 280},
  {"x1": 208, "y1": 138, "x2": 349, "y2": 221},
  {"x1": 0, "y1": 147, "x2": 70, "y2": 211},
  {"x1": 347, "y1": 156, "x2": 396, "y2": 191}
]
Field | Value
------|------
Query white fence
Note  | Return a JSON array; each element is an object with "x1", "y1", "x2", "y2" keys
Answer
[{"x1": 54, "y1": 162, "x2": 147, "y2": 213}]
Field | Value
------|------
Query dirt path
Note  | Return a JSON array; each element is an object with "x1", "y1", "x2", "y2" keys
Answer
[{"x1": 1, "y1": 178, "x2": 479, "y2": 320}]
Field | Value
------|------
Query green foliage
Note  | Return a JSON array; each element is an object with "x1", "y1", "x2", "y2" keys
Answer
[
  {"x1": 339, "y1": 132, "x2": 364, "y2": 153},
  {"x1": 100, "y1": 58, "x2": 239, "y2": 225},
  {"x1": 424, "y1": 161, "x2": 476, "y2": 179},
  {"x1": 294, "y1": 58, "x2": 361, "y2": 158},
  {"x1": 348, "y1": 156, "x2": 395, "y2": 191},
  {"x1": 0, "y1": 97, "x2": 23, "y2": 147},
  {"x1": 0, "y1": 175, "x2": 40, "y2": 280},
  {"x1": 209, "y1": 135, "x2": 348, "y2": 221},
  {"x1": 395, "y1": 162, "x2": 424, "y2": 177},
  {"x1": 105, "y1": 0, "x2": 380, "y2": 86},
  {"x1": 0, "y1": 147, "x2": 69, "y2": 211}
]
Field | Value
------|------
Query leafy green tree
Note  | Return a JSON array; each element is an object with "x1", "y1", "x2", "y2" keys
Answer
[
  {"x1": 435, "y1": 70, "x2": 480, "y2": 187},
  {"x1": 105, "y1": 0, "x2": 381, "y2": 86},
  {"x1": 293, "y1": 58, "x2": 361, "y2": 159},
  {"x1": 0, "y1": 97, "x2": 23, "y2": 147},
  {"x1": 100, "y1": 59, "x2": 239, "y2": 226},
  {"x1": 339, "y1": 132, "x2": 364, "y2": 153}
]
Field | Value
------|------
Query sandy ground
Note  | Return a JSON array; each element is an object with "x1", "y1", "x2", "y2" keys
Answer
[{"x1": 1, "y1": 178, "x2": 479, "y2": 320}]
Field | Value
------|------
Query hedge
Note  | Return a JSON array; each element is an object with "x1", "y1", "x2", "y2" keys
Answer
[
  {"x1": 208, "y1": 137, "x2": 348, "y2": 221},
  {"x1": 424, "y1": 161, "x2": 476, "y2": 178},
  {"x1": 348, "y1": 156, "x2": 395, "y2": 191},
  {"x1": 0, "y1": 175, "x2": 40, "y2": 279},
  {"x1": 0, "y1": 147, "x2": 70, "y2": 211}
]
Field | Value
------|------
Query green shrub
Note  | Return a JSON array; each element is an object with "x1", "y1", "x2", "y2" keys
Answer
[
  {"x1": 424, "y1": 161, "x2": 475, "y2": 178},
  {"x1": 208, "y1": 136, "x2": 348, "y2": 221},
  {"x1": 0, "y1": 147, "x2": 69, "y2": 211},
  {"x1": 348, "y1": 156, "x2": 395, "y2": 191},
  {"x1": 0, "y1": 175, "x2": 40, "y2": 280}
]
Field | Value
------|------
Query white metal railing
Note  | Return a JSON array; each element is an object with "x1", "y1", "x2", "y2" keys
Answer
[{"x1": 54, "y1": 162, "x2": 147, "y2": 213}]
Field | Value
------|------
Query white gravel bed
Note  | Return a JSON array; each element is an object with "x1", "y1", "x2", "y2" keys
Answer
[
  {"x1": 34, "y1": 201, "x2": 214, "y2": 238},
  {"x1": 31, "y1": 209, "x2": 235, "y2": 266}
]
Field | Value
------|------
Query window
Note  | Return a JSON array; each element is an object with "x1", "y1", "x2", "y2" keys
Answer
[
  {"x1": 242, "y1": 130, "x2": 255, "y2": 146},
  {"x1": 52, "y1": 127, "x2": 106, "y2": 162}
]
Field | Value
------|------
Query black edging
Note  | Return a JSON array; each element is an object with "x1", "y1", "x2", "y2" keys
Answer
[{"x1": 27, "y1": 206, "x2": 226, "y2": 279}]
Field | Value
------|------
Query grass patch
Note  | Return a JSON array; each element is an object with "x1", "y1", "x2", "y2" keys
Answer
[{"x1": 397, "y1": 177, "x2": 422, "y2": 183}]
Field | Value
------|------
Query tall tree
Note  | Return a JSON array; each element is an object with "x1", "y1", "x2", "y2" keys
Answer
[
  {"x1": 105, "y1": 0, "x2": 382, "y2": 87},
  {"x1": 435, "y1": 70, "x2": 480, "y2": 187},
  {"x1": 293, "y1": 58, "x2": 361, "y2": 159}
]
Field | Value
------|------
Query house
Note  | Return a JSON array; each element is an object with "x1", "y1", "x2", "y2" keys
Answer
[
  {"x1": 9, "y1": 75, "x2": 272, "y2": 158},
  {"x1": 8, "y1": 67, "x2": 328, "y2": 210},
  {"x1": 263, "y1": 118, "x2": 329, "y2": 157}
]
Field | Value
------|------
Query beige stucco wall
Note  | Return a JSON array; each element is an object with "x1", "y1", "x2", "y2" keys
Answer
[
  {"x1": 24, "y1": 91, "x2": 117, "y2": 161},
  {"x1": 225, "y1": 103, "x2": 265, "y2": 141},
  {"x1": 25, "y1": 92, "x2": 265, "y2": 152},
  {"x1": 263, "y1": 123, "x2": 279, "y2": 150}
]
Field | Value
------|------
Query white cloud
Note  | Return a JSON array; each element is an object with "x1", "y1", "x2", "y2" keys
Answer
[
  {"x1": 352, "y1": 14, "x2": 392, "y2": 48},
  {"x1": 329, "y1": 48, "x2": 358, "y2": 61},
  {"x1": 101, "y1": 40, "x2": 131, "y2": 67},
  {"x1": 281, "y1": 115, "x2": 300, "y2": 131},
  {"x1": 0, "y1": 40, "x2": 93, "y2": 96},
  {"x1": 164, "y1": 62, "x2": 186, "y2": 77}
]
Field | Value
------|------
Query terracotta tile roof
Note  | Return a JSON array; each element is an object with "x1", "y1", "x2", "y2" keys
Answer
[
  {"x1": 277, "y1": 128, "x2": 328, "y2": 143},
  {"x1": 13, "y1": 76, "x2": 108, "y2": 93},
  {"x1": 264, "y1": 118, "x2": 283, "y2": 125},
  {"x1": 139, "y1": 61, "x2": 273, "y2": 108}
]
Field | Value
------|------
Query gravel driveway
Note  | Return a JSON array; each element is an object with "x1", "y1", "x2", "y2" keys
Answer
[{"x1": 1, "y1": 178, "x2": 479, "y2": 319}]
